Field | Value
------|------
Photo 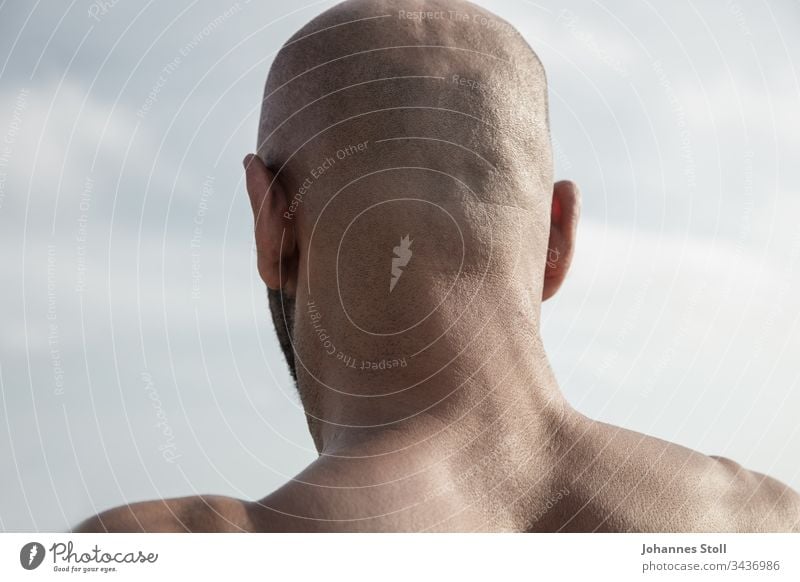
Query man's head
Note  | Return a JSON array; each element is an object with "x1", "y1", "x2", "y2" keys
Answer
[{"x1": 243, "y1": 0, "x2": 579, "y2": 436}]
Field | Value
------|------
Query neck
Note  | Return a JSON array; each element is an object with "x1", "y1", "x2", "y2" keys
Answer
[{"x1": 293, "y1": 281, "x2": 572, "y2": 457}]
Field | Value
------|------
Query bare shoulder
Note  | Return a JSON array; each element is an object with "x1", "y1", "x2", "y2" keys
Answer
[
  {"x1": 706, "y1": 455, "x2": 800, "y2": 532},
  {"x1": 73, "y1": 495, "x2": 255, "y2": 533},
  {"x1": 562, "y1": 418, "x2": 800, "y2": 532}
]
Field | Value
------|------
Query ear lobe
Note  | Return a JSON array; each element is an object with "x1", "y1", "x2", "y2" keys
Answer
[
  {"x1": 243, "y1": 154, "x2": 298, "y2": 292},
  {"x1": 542, "y1": 180, "x2": 580, "y2": 301}
]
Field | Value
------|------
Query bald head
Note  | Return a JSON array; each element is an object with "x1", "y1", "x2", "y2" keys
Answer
[
  {"x1": 258, "y1": 0, "x2": 552, "y2": 216},
  {"x1": 244, "y1": 0, "x2": 578, "y2": 408}
]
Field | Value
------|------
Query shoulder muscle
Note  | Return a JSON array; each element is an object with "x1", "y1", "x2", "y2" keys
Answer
[{"x1": 73, "y1": 495, "x2": 253, "y2": 533}]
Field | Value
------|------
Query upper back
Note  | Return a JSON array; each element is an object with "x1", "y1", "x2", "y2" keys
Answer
[{"x1": 76, "y1": 420, "x2": 799, "y2": 533}]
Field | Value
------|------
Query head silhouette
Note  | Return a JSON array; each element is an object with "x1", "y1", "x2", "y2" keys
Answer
[{"x1": 243, "y1": 0, "x2": 580, "y2": 431}]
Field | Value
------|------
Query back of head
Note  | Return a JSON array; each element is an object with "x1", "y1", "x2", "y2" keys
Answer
[{"x1": 254, "y1": 0, "x2": 556, "y2": 400}]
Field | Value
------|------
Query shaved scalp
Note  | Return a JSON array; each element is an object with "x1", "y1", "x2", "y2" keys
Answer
[
  {"x1": 257, "y1": 0, "x2": 554, "y2": 389},
  {"x1": 258, "y1": 0, "x2": 552, "y2": 207}
]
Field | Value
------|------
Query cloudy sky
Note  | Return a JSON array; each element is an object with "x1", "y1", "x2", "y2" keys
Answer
[{"x1": 1, "y1": 0, "x2": 798, "y2": 531}]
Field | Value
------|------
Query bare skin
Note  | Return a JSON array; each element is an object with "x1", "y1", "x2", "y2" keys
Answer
[
  {"x1": 75, "y1": 0, "x2": 799, "y2": 533},
  {"x1": 75, "y1": 410, "x2": 799, "y2": 532}
]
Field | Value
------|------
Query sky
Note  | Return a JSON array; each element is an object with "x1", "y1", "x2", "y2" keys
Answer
[{"x1": 0, "y1": 0, "x2": 798, "y2": 532}]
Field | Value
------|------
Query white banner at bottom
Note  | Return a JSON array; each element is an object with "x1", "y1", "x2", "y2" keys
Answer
[{"x1": 1, "y1": 533, "x2": 797, "y2": 581}]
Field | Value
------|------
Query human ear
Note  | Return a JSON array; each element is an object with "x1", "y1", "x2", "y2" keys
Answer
[
  {"x1": 243, "y1": 154, "x2": 298, "y2": 293},
  {"x1": 542, "y1": 180, "x2": 580, "y2": 301}
]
